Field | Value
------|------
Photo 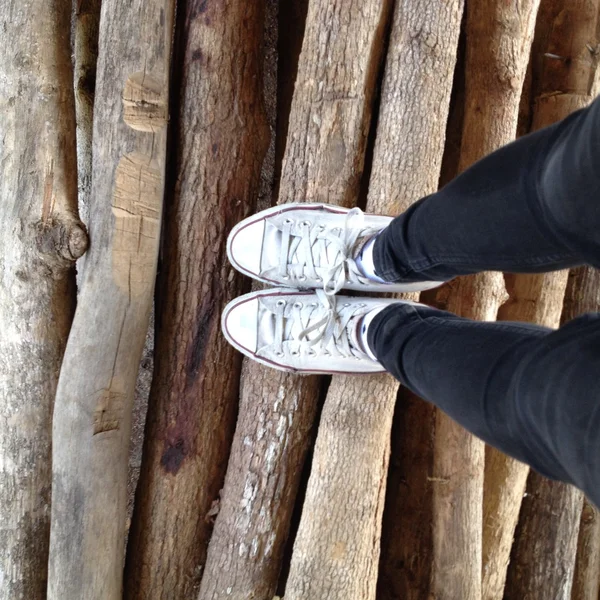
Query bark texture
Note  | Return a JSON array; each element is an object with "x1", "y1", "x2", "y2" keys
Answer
[
  {"x1": 124, "y1": 3, "x2": 270, "y2": 600},
  {"x1": 47, "y1": 1, "x2": 175, "y2": 598},
  {"x1": 73, "y1": 0, "x2": 102, "y2": 231},
  {"x1": 284, "y1": 2, "x2": 464, "y2": 599},
  {"x1": 0, "y1": 2, "x2": 85, "y2": 598},
  {"x1": 504, "y1": 475, "x2": 584, "y2": 600},
  {"x1": 198, "y1": 2, "x2": 392, "y2": 598},
  {"x1": 572, "y1": 500, "x2": 600, "y2": 600},
  {"x1": 484, "y1": 3, "x2": 600, "y2": 598},
  {"x1": 429, "y1": 2, "x2": 540, "y2": 599}
]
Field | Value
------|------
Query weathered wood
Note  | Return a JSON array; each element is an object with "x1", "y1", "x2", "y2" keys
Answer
[
  {"x1": 483, "y1": 3, "x2": 600, "y2": 598},
  {"x1": 198, "y1": 2, "x2": 391, "y2": 598},
  {"x1": 123, "y1": 3, "x2": 270, "y2": 599},
  {"x1": 73, "y1": 0, "x2": 102, "y2": 232},
  {"x1": 284, "y1": 2, "x2": 463, "y2": 599},
  {"x1": 572, "y1": 499, "x2": 600, "y2": 600},
  {"x1": 0, "y1": 2, "x2": 85, "y2": 598},
  {"x1": 47, "y1": 1, "x2": 175, "y2": 598},
  {"x1": 504, "y1": 474, "x2": 584, "y2": 600},
  {"x1": 377, "y1": 391, "x2": 436, "y2": 600},
  {"x1": 0, "y1": 1, "x2": 85, "y2": 597},
  {"x1": 425, "y1": 2, "x2": 540, "y2": 599}
]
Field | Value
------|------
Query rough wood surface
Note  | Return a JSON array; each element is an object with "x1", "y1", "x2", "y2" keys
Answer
[
  {"x1": 572, "y1": 499, "x2": 600, "y2": 600},
  {"x1": 427, "y1": 2, "x2": 540, "y2": 599},
  {"x1": 73, "y1": 0, "x2": 102, "y2": 232},
  {"x1": 0, "y1": 2, "x2": 85, "y2": 598},
  {"x1": 47, "y1": 1, "x2": 175, "y2": 598},
  {"x1": 198, "y1": 2, "x2": 392, "y2": 598},
  {"x1": 284, "y1": 2, "x2": 463, "y2": 599},
  {"x1": 123, "y1": 3, "x2": 270, "y2": 599},
  {"x1": 483, "y1": 3, "x2": 600, "y2": 598},
  {"x1": 504, "y1": 474, "x2": 584, "y2": 600}
]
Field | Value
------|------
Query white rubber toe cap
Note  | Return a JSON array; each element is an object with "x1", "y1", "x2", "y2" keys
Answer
[
  {"x1": 222, "y1": 295, "x2": 259, "y2": 354},
  {"x1": 227, "y1": 219, "x2": 265, "y2": 277}
]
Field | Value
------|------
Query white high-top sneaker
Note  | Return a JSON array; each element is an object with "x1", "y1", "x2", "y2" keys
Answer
[
  {"x1": 221, "y1": 288, "x2": 412, "y2": 374},
  {"x1": 227, "y1": 203, "x2": 441, "y2": 295}
]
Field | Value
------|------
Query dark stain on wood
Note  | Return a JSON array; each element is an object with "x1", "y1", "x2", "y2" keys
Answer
[
  {"x1": 186, "y1": 292, "x2": 216, "y2": 384},
  {"x1": 160, "y1": 438, "x2": 188, "y2": 474}
]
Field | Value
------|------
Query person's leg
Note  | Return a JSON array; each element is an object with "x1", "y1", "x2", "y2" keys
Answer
[
  {"x1": 367, "y1": 303, "x2": 600, "y2": 507},
  {"x1": 373, "y1": 96, "x2": 600, "y2": 283}
]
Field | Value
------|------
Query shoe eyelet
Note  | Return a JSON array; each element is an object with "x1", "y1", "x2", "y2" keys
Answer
[
  {"x1": 308, "y1": 350, "x2": 316, "y2": 356},
  {"x1": 316, "y1": 276, "x2": 323, "y2": 282},
  {"x1": 282, "y1": 275, "x2": 290, "y2": 280},
  {"x1": 293, "y1": 302, "x2": 303, "y2": 309},
  {"x1": 310, "y1": 303, "x2": 318, "y2": 307},
  {"x1": 276, "y1": 299, "x2": 286, "y2": 307},
  {"x1": 275, "y1": 351, "x2": 284, "y2": 357},
  {"x1": 291, "y1": 350, "x2": 299, "y2": 356},
  {"x1": 323, "y1": 350, "x2": 330, "y2": 356},
  {"x1": 343, "y1": 303, "x2": 350, "y2": 307},
  {"x1": 284, "y1": 218, "x2": 294, "y2": 225},
  {"x1": 301, "y1": 220, "x2": 311, "y2": 227},
  {"x1": 298, "y1": 275, "x2": 307, "y2": 282},
  {"x1": 359, "y1": 303, "x2": 367, "y2": 308}
]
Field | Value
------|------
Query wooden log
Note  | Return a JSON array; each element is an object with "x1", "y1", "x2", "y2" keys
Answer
[
  {"x1": 0, "y1": 2, "x2": 85, "y2": 598},
  {"x1": 47, "y1": 1, "x2": 175, "y2": 598},
  {"x1": 483, "y1": 3, "x2": 600, "y2": 598},
  {"x1": 572, "y1": 499, "x2": 600, "y2": 600},
  {"x1": 284, "y1": 2, "x2": 463, "y2": 599},
  {"x1": 73, "y1": 0, "x2": 102, "y2": 231},
  {"x1": 424, "y1": 2, "x2": 541, "y2": 599},
  {"x1": 197, "y1": 2, "x2": 392, "y2": 598},
  {"x1": 124, "y1": 3, "x2": 270, "y2": 599},
  {"x1": 504, "y1": 475, "x2": 584, "y2": 600}
]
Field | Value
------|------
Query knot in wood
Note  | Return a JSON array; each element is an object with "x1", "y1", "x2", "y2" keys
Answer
[{"x1": 35, "y1": 217, "x2": 89, "y2": 267}]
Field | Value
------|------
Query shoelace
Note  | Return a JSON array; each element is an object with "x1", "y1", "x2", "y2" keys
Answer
[
  {"x1": 268, "y1": 289, "x2": 372, "y2": 360},
  {"x1": 272, "y1": 207, "x2": 381, "y2": 295}
]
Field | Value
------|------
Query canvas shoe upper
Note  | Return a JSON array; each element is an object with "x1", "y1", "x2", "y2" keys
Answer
[
  {"x1": 227, "y1": 203, "x2": 441, "y2": 295},
  {"x1": 221, "y1": 288, "x2": 407, "y2": 375}
]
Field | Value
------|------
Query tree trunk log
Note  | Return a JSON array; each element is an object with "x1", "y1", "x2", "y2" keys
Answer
[
  {"x1": 427, "y1": 2, "x2": 540, "y2": 599},
  {"x1": 73, "y1": 0, "x2": 102, "y2": 233},
  {"x1": 504, "y1": 475, "x2": 584, "y2": 600},
  {"x1": 484, "y1": 3, "x2": 600, "y2": 598},
  {"x1": 0, "y1": 2, "x2": 85, "y2": 599},
  {"x1": 123, "y1": 3, "x2": 270, "y2": 600},
  {"x1": 572, "y1": 500, "x2": 600, "y2": 600},
  {"x1": 284, "y1": 2, "x2": 463, "y2": 599},
  {"x1": 47, "y1": 1, "x2": 175, "y2": 598},
  {"x1": 197, "y1": 3, "x2": 392, "y2": 599}
]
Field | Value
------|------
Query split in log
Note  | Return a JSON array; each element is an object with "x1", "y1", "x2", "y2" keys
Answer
[
  {"x1": 572, "y1": 498, "x2": 600, "y2": 600},
  {"x1": 0, "y1": 1, "x2": 85, "y2": 598},
  {"x1": 124, "y1": 3, "x2": 270, "y2": 599},
  {"x1": 47, "y1": 1, "x2": 175, "y2": 598},
  {"x1": 484, "y1": 2, "x2": 600, "y2": 598},
  {"x1": 284, "y1": 2, "x2": 464, "y2": 599},
  {"x1": 198, "y1": 2, "x2": 393, "y2": 598}
]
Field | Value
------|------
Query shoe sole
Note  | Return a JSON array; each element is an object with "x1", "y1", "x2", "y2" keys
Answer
[
  {"x1": 221, "y1": 288, "x2": 389, "y2": 375},
  {"x1": 226, "y1": 202, "x2": 442, "y2": 294}
]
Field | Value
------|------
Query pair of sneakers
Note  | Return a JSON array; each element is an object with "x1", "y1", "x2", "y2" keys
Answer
[{"x1": 221, "y1": 203, "x2": 440, "y2": 374}]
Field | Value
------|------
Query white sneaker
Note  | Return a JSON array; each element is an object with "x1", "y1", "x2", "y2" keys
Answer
[
  {"x1": 227, "y1": 203, "x2": 441, "y2": 295},
  {"x1": 222, "y1": 288, "x2": 408, "y2": 374}
]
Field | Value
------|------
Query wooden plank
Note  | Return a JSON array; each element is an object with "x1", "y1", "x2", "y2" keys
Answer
[{"x1": 47, "y1": 1, "x2": 175, "y2": 598}]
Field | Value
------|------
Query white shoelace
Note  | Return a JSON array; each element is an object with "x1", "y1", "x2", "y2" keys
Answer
[
  {"x1": 269, "y1": 207, "x2": 381, "y2": 295},
  {"x1": 268, "y1": 289, "x2": 372, "y2": 360}
]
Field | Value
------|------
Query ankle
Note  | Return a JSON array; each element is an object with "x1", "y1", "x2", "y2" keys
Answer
[{"x1": 356, "y1": 233, "x2": 388, "y2": 283}]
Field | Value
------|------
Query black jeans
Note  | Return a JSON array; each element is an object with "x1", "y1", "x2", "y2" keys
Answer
[{"x1": 369, "y1": 96, "x2": 600, "y2": 508}]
